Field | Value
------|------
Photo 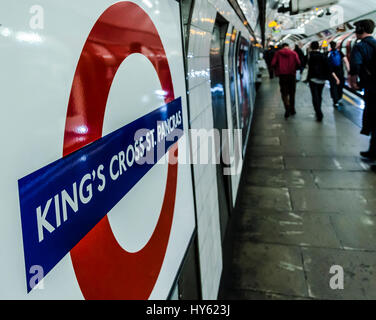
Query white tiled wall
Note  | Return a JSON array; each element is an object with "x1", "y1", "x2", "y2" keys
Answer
[{"x1": 185, "y1": 0, "x2": 256, "y2": 299}]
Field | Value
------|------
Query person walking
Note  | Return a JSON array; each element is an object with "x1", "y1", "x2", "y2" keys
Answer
[
  {"x1": 295, "y1": 43, "x2": 306, "y2": 81},
  {"x1": 328, "y1": 41, "x2": 350, "y2": 108},
  {"x1": 271, "y1": 43, "x2": 301, "y2": 118},
  {"x1": 264, "y1": 45, "x2": 276, "y2": 79},
  {"x1": 348, "y1": 19, "x2": 376, "y2": 159},
  {"x1": 307, "y1": 41, "x2": 340, "y2": 122}
]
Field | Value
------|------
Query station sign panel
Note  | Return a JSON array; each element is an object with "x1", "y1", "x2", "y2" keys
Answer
[{"x1": 0, "y1": 0, "x2": 195, "y2": 299}]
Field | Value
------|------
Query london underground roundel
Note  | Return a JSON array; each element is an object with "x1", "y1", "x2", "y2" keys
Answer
[
  {"x1": 16, "y1": 1, "x2": 192, "y2": 300},
  {"x1": 65, "y1": 1, "x2": 177, "y2": 300}
]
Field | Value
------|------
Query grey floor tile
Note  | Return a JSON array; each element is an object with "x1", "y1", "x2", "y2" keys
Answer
[
  {"x1": 280, "y1": 136, "x2": 367, "y2": 157},
  {"x1": 330, "y1": 214, "x2": 376, "y2": 251},
  {"x1": 235, "y1": 209, "x2": 341, "y2": 249},
  {"x1": 348, "y1": 189, "x2": 376, "y2": 214},
  {"x1": 231, "y1": 242, "x2": 308, "y2": 297},
  {"x1": 225, "y1": 289, "x2": 310, "y2": 300},
  {"x1": 289, "y1": 189, "x2": 371, "y2": 214},
  {"x1": 285, "y1": 156, "x2": 366, "y2": 171},
  {"x1": 246, "y1": 168, "x2": 316, "y2": 188},
  {"x1": 248, "y1": 156, "x2": 285, "y2": 169},
  {"x1": 249, "y1": 146, "x2": 305, "y2": 157},
  {"x1": 280, "y1": 135, "x2": 353, "y2": 147},
  {"x1": 250, "y1": 136, "x2": 280, "y2": 147},
  {"x1": 293, "y1": 127, "x2": 358, "y2": 138},
  {"x1": 240, "y1": 186, "x2": 292, "y2": 211},
  {"x1": 313, "y1": 171, "x2": 376, "y2": 189},
  {"x1": 302, "y1": 144, "x2": 368, "y2": 157},
  {"x1": 302, "y1": 247, "x2": 376, "y2": 299},
  {"x1": 254, "y1": 107, "x2": 282, "y2": 115},
  {"x1": 249, "y1": 128, "x2": 298, "y2": 137}
]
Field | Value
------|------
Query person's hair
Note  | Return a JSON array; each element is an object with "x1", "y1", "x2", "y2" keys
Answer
[
  {"x1": 354, "y1": 19, "x2": 375, "y2": 35},
  {"x1": 330, "y1": 41, "x2": 337, "y2": 50},
  {"x1": 310, "y1": 41, "x2": 320, "y2": 50},
  {"x1": 281, "y1": 43, "x2": 289, "y2": 48}
]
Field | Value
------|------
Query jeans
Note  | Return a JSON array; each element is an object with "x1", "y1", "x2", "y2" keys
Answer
[
  {"x1": 279, "y1": 75, "x2": 296, "y2": 113},
  {"x1": 329, "y1": 76, "x2": 344, "y2": 105},
  {"x1": 309, "y1": 81, "x2": 325, "y2": 119}
]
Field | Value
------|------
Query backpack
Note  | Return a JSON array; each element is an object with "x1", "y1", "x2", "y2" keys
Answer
[{"x1": 328, "y1": 50, "x2": 342, "y2": 68}]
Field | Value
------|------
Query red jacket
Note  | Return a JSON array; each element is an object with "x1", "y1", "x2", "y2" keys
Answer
[{"x1": 271, "y1": 48, "x2": 301, "y2": 76}]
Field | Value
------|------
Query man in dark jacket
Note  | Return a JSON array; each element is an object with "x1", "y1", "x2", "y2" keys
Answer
[
  {"x1": 271, "y1": 43, "x2": 301, "y2": 118},
  {"x1": 264, "y1": 46, "x2": 276, "y2": 79},
  {"x1": 307, "y1": 41, "x2": 340, "y2": 122},
  {"x1": 295, "y1": 43, "x2": 306, "y2": 80},
  {"x1": 348, "y1": 19, "x2": 376, "y2": 159}
]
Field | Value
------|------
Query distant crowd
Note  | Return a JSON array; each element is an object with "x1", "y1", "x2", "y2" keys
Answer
[{"x1": 263, "y1": 19, "x2": 376, "y2": 161}]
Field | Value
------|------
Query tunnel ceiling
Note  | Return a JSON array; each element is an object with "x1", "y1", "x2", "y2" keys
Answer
[
  {"x1": 265, "y1": 0, "x2": 376, "y2": 44},
  {"x1": 232, "y1": 0, "x2": 262, "y2": 41}
]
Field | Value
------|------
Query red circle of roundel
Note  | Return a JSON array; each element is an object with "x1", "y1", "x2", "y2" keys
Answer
[{"x1": 63, "y1": 1, "x2": 178, "y2": 300}]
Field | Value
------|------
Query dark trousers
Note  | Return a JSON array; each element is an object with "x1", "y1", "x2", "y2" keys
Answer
[
  {"x1": 279, "y1": 75, "x2": 296, "y2": 112},
  {"x1": 363, "y1": 90, "x2": 376, "y2": 153},
  {"x1": 329, "y1": 76, "x2": 344, "y2": 105},
  {"x1": 362, "y1": 90, "x2": 376, "y2": 135},
  {"x1": 370, "y1": 130, "x2": 376, "y2": 153},
  {"x1": 267, "y1": 65, "x2": 274, "y2": 79},
  {"x1": 309, "y1": 81, "x2": 325, "y2": 118}
]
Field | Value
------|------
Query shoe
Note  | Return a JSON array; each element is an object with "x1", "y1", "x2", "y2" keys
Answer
[
  {"x1": 360, "y1": 151, "x2": 376, "y2": 159},
  {"x1": 316, "y1": 115, "x2": 323, "y2": 122},
  {"x1": 333, "y1": 103, "x2": 339, "y2": 109},
  {"x1": 291, "y1": 110, "x2": 296, "y2": 116},
  {"x1": 284, "y1": 111, "x2": 290, "y2": 119}
]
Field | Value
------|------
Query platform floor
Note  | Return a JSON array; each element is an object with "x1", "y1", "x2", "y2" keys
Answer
[{"x1": 220, "y1": 76, "x2": 376, "y2": 300}]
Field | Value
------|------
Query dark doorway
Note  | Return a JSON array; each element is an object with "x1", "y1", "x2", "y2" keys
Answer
[{"x1": 210, "y1": 14, "x2": 232, "y2": 242}]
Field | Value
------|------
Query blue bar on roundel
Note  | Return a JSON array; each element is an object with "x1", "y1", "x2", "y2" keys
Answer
[{"x1": 18, "y1": 97, "x2": 183, "y2": 293}]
